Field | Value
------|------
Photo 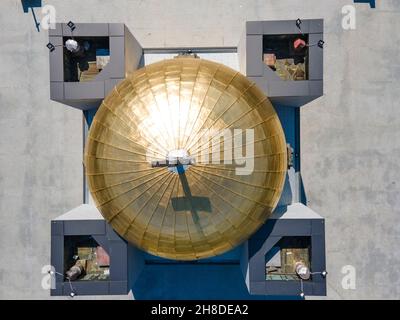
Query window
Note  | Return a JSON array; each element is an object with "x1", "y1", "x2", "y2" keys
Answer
[
  {"x1": 63, "y1": 236, "x2": 110, "y2": 281},
  {"x1": 265, "y1": 236, "x2": 311, "y2": 281},
  {"x1": 263, "y1": 34, "x2": 309, "y2": 81},
  {"x1": 63, "y1": 37, "x2": 110, "y2": 82}
]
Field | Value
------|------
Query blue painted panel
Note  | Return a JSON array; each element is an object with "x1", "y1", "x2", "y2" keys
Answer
[
  {"x1": 84, "y1": 108, "x2": 98, "y2": 127},
  {"x1": 144, "y1": 244, "x2": 243, "y2": 263},
  {"x1": 21, "y1": 0, "x2": 42, "y2": 13},
  {"x1": 96, "y1": 48, "x2": 110, "y2": 56},
  {"x1": 274, "y1": 104, "x2": 300, "y2": 172},
  {"x1": 354, "y1": 0, "x2": 375, "y2": 8}
]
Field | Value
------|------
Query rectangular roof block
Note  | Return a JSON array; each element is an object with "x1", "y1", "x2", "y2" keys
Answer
[
  {"x1": 240, "y1": 19, "x2": 324, "y2": 107},
  {"x1": 243, "y1": 203, "x2": 326, "y2": 296},
  {"x1": 50, "y1": 205, "x2": 144, "y2": 296},
  {"x1": 49, "y1": 23, "x2": 143, "y2": 110}
]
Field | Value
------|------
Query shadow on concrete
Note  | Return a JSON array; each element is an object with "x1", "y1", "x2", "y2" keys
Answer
[
  {"x1": 354, "y1": 0, "x2": 376, "y2": 8},
  {"x1": 277, "y1": 173, "x2": 292, "y2": 207},
  {"x1": 299, "y1": 172, "x2": 308, "y2": 205},
  {"x1": 21, "y1": 0, "x2": 41, "y2": 12},
  {"x1": 21, "y1": 0, "x2": 42, "y2": 32}
]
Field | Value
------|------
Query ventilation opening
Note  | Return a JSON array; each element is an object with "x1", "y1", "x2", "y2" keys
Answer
[
  {"x1": 265, "y1": 236, "x2": 311, "y2": 281},
  {"x1": 63, "y1": 235, "x2": 110, "y2": 281},
  {"x1": 263, "y1": 34, "x2": 309, "y2": 81},
  {"x1": 63, "y1": 36, "x2": 110, "y2": 82}
]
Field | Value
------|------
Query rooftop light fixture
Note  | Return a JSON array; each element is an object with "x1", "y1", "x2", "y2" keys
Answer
[
  {"x1": 295, "y1": 18, "x2": 324, "y2": 49},
  {"x1": 296, "y1": 18, "x2": 302, "y2": 30},
  {"x1": 67, "y1": 21, "x2": 76, "y2": 32},
  {"x1": 46, "y1": 42, "x2": 55, "y2": 52},
  {"x1": 46, "y1": 42, "x2": 65, "y2": 53}
]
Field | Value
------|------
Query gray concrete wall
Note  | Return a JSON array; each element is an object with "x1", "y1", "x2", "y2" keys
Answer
[
  {"x1": 0, "y1": 2, "x2": 83, "y2": 299},
  {"x1": 1, "y1": 0, "x2": 399, "y2": 299},
  {"x1": 299, "y1": 1, "x2": 400, "y2": 299}
]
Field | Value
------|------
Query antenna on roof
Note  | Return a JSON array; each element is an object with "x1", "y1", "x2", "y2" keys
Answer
[{"x1": 48, "y1": 268, "x2": 77, "y2": 298}]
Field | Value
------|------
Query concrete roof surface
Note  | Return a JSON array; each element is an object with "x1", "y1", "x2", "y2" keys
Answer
[{"x1": 1, "y1": 0, "x2": 399, "y2": 299}]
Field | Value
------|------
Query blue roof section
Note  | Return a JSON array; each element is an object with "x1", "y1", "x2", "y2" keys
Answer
[{"x1": 354, "y1": 0, "x2": 376, "y2": 8}]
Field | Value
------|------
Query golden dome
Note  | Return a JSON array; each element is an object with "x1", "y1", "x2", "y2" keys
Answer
[{"x1": 84, "y1": 57, "x2": 287, "y2": 260}]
